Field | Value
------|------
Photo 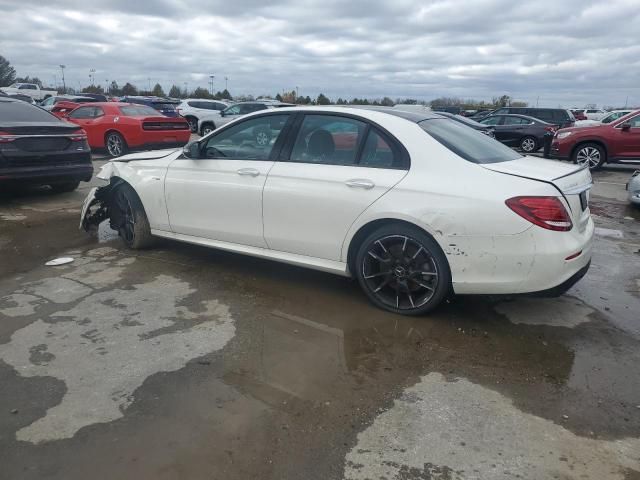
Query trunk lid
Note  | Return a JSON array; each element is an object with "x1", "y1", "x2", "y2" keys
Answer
[{"x1": 482, "y1": 156, "x2": 592, "y2": 232}]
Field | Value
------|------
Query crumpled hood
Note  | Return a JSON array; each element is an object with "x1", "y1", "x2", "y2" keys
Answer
[{"x1": 108, "y1": 148, "x2": 181, "y2": 163}]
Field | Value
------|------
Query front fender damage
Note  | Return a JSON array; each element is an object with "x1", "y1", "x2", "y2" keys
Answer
[{"x1": 79, "y1": 177, "x2": 125, "y2": 232}]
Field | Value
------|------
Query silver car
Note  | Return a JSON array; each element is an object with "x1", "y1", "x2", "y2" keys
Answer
[
  {"x1": 197, "y1": 100, "x2": 293, "y2": 136},
  {"x1": 627, "y1": 171, "x2": 640, "y2": 206}
]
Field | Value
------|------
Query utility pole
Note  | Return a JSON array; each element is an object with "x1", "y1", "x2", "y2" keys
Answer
[
  {"x1": 209, "y1": 75, "x2": 215, "y2": 96},
  {"x1": 625, "y1": 96, "x2": 628, "y2": 108},
  {"x1": 225, "y1": 76, "x2": 228, "y2": 91},
  {"x1": 536, "y1": 96, "x2": 539, "y2": 107},
  {"x1": 296, "y1": 86, "x2": 299, "y2": 100},
  {"x1": 59, "y1": 65, "x2": 66, "y2": 94},
  {"x1": 183, "y1": 82, "x2": 188, "y2": 97},
  {"x1": 148, "y1": 78, "x2": 151, "y2": 94}
]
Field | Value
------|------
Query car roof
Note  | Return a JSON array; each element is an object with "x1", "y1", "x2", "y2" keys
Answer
[
  {"x1": 489, "y1": 113, "x2": 551, "y2": 124},
  {"x1": 249, "y1": 105, "x2": 445, "y2": 123}
]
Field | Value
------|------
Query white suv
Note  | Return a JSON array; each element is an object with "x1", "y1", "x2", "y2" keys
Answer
[
  {"x1": 176, "y1": 99, "x2": 231, "y2": 132},
  {"x1": 584, "y1": 109, "x2": 607, "y2": 121},
  {"x1": 198, "y1": 101, "x2": 293, "y2": 136}
]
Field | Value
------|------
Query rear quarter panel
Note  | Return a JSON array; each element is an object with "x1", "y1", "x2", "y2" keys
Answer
[{"x1": 339, "y1": 118, "x2": 560, "y2": 287}]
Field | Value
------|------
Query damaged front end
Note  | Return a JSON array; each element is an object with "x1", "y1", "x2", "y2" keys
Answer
[{"x1": 79, "y1": 177, "x2": 126, "y2": 232}]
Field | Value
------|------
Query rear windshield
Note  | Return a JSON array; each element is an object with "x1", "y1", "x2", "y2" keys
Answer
[
  {"x1": 0, "y1": 100, "x2": 60, "y2": 122},
  {"x1": 419, "y1": 118, "x2": 521, "y2": 164},
  {"x1": 120, "y1": 105, "x2": 160, "y2": 116}
]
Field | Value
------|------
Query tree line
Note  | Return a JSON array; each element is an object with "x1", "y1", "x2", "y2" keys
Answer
[{"x1": 1, "y1": 54, "x2": 528, "y2": 107}]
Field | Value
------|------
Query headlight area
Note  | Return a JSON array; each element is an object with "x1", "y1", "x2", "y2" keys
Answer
[{"x1": 556, "y1": 131, "x2": 573, "y2": 140}]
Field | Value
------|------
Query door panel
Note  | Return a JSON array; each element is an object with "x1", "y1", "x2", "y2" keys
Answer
[
  {"x1": 165, "y1": 158, "x2": 273, "y2": 246},
  {"x1": 617, "y1": 115, "x2": 640, "y2": 159},
  {"x1": 164, "y1": 114, "x2": 290, "y2": 247},
  {"x1": 263, "y1": 163, "x2": 406, "y2": 260},
  {"x1": 263, "y1": 116, "x2": 408, "y2": 261}
]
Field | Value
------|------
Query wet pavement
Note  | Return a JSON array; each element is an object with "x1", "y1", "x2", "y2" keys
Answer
[{"x1": 0, "y1": 162, "x2": 639, "y2": 480}]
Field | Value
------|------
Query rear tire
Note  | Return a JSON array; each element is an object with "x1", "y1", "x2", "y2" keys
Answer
[
  {"x1": 185, "y1": 116, "x2": 198, "y2": 133},
  {"x1": 50, "y1": 181, "x2": 80, "y2": 193},
  {"x1": 105, "y1": 131, "x2": 128, "y2": 158},
  {"x1": 354, "y1": 224, "x2": 451, "y2": 315},
  {"x1": 573, "y1": 142, "x2": 606, "y2": 171},
  {"x1": 519, "y1": 136, "x2": 538, "y2": 153},
  {"x1": 110, "y1": 184, "x2": 155, "y2": 249}
]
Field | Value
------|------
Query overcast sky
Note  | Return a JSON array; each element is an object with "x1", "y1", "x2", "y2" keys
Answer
[{"x1": 1, "y1": 0, "x2": 639, "y2": 107}]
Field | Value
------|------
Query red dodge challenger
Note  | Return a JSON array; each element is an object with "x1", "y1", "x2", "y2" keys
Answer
[{"x1": 64, "y1": 102, "x2": 191, "y2": 157}]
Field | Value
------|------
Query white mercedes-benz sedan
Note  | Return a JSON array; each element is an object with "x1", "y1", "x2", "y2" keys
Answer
[{"x1": 80, "y1": 106, "x2": 594, "y2": 315}]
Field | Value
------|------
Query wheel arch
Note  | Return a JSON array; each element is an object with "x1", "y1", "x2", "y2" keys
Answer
[
  {"x1": 570, "y1": 139, "x2": 609, "y2": 163},
  {"x1": 345, "y1": 217, "x2": 449, "y2": 275},
  {"x1": 103, "y1": 128, "x2": 128, "y2": 146},
  {"x1": 200, "y1": 120, "x2": 216, "y2": 135}
]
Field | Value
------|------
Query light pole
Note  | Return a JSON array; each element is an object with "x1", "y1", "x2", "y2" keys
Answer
[
  {"x1": 224, "y1": 76, "x2": 228, "y2": 91},
  {"x1": 183, "y1": 82, "x2": 188, "y2": 97},
  {"x1": 89, "y1": 69, "x2": 96, "y2": 86},
  {"x1": 296, "y1": 86, "x2": 299, "y2": 101},
  {"x1": 59, "y1": 65, "x2": 66, "y2": 94},
  {"x1": 209, "y1": 75, "x2": 215, "y2": 96},
  {"x1": 148, "y1": 78, "x2": 151, "y2": 94},
  {"x1": 105, "y1": 79, "x2": 109, "y2": 94}
]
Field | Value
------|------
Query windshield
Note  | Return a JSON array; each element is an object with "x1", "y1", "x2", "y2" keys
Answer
[
  {"x1": 602, "y1": 111, "x2": 630, "y2": 124},
  {"x1": 153, "y1": 103, "x2": 177, "y2": 111},
  {"x1": 419, "y1": 118, "x2": 522, "y2": 164}
]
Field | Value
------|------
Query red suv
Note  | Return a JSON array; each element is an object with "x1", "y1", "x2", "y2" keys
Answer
[{"x1": 550, "y1": 110, "x2": 640, "y2": 170}]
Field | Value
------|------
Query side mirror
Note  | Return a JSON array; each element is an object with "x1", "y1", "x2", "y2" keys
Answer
[
  {"x1": 183, "y1": 141, "x2": 201, "y2": 159},
  {"x1": 621, "y1": 122, "x2": 631, "y2": 131},
  {"x1": 219, "y1": 110, "x2": 225, "y2": 117}
]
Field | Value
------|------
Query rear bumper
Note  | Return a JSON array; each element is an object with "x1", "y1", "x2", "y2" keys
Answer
[
  {"x1": 451, "y1": 217, "x2": 594, "y2": 295},
  {"x1": 0, "y1": 163, "x2": 93, "y2": 184},
  {"x1": 527, "y1": 261, "x2": 591, "y2": 297}
]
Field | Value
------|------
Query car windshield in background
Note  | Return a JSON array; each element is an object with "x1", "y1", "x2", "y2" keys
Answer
[
  {"x1": 419, "y1": 118, "x2": 521, "y2": 164},
  {"x1": 120, "y1": 105, "x2": 161, "y2": 116},
  {"x1": 0, "y1": 100, "x2": 59, "y2": 122},
  {"x1": 153, "y1": 103, "x2": 177, "y2": 111}
]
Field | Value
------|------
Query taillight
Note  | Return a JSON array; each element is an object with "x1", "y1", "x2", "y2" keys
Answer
[
  {"x1": 0, "y1": 131, "x2": 17, "y2": 143},
  {"x1": 70, "y1": 132, "x2": 87, "y2": 142},
  {"x1": 505, "y1": 196, "x2": 572, "y2": 231}
]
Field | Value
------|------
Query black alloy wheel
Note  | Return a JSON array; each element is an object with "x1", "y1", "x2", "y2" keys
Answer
[{"x1": 355, "y1": 226, "x2": 451, "y2": 315}]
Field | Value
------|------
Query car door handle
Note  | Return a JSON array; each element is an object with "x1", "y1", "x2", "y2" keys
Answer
[
  {"x1": 345, "y1": 179, "x2": 375, "y2": 189},
  {"x1": 236, "y1": 168, "x2": 260, "y2": 177}
]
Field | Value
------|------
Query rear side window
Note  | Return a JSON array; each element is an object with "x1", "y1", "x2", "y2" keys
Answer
[
  {"x1": 290, "y1": 115, "x2": 366, "y2": 166},
  {"x1": 503, "y1": 116, "x2": 530, "y2": 125},
  {"x1": 419, "y1": 118, "x2": 521, "y2": 164},
  {"x1": 0, "y1": 100, "x2": 59, "y2": 122},
  {"x1": 120, "y1": 106, "x2": 160, "y2": 116},
  {"x1": 360, "y1": 129, "x2": 402, "y2": 169}
]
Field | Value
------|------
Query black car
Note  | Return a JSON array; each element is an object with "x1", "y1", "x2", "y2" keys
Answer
[
  {"x1": 434, "y1": 111, "x2": 495, "y2": 137},
  {"x1": 480, "y1": 114, "x2": 557, "y2": 153},
  {"x1": 490, "y1": 107, "x2": 575, "y2": 128},
  {"x1": 0, "y1": 97, "x2": 92, "y2": 192}
]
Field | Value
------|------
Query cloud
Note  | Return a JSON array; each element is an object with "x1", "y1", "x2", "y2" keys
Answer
[{"x1": 0, "y1": 0, "x2": 639, "y2": 106}]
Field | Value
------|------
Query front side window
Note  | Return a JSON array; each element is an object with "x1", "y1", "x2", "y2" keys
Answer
[
  {"x1": 202, "y1": 114, "x2": 289, "y2": 160},
  {"x1": 289, "y1": 115, "x2": 366, "y2": 166},
  {"x1": 420, "y1": 118, "x2": 521, "y2": 164}
]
